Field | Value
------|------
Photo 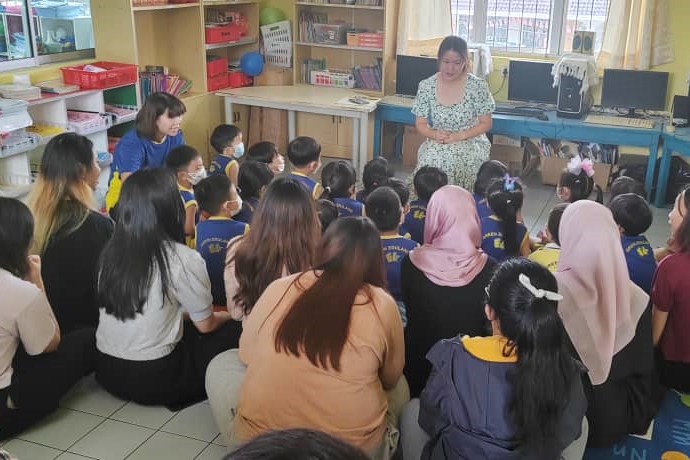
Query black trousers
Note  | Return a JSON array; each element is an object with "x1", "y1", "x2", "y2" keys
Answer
[
  {"x1": 656, "y1": 348, "x2": 690, "y2": 393},
  {"x1": 0, "y1": 327, "x2": 96, "y2": 441},
  {"x1": 96, "y1": 319, "x2": 241, "y2": 408}
]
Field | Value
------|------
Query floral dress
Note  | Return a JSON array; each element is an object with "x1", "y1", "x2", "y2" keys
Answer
[{"x1": 412, "y1": 73, "x2": 495, "y2": 190}]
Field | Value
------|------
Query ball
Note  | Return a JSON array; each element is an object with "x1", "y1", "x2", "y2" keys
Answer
[
  {"x1": 259, "y1": 7, "x2": 286, "y2": 26},
  {"x1": 239, "y1": 51, "x2": 264, "y2": 77}
]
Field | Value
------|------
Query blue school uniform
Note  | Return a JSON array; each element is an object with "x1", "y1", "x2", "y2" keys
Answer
[
  {"x1": 179, "y1": 184, "x2": 198, "y2": 248},
  {"x1": 290, "y1": 172, "x2": 322, "y2": 198},
  {"x1": 621, "y1": 234, "x2": 656, "y2": 294},
  {"x1": 209, "y1": 154, "x2": 238, "y2": 178},
  {"x1": 196, "y1": 217, "x2": 249, "y2": 306},
  {"x1": 403, "y1": 199, "x2": 427, "y2": 244},
  {"x1": 233, "y1": 197, "x2": 259, "y2": 224},
  {"x1": 480, "y1": 215, "x2": 528, "y2": 262},
  {"x1": 333, "y1": 197, "x2": 364, "y2": 217},
  {"x1": 473, "y1": 192, "x2": 493, "y2": 219},
  {"x1": 355, "y1": 189, "x2": 367, "y2": 203},
  {"x1": 381, "y1": 235, "x2": 418, "y2": 327}
]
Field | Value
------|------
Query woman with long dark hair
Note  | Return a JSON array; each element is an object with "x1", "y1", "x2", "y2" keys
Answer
[
  {"x1": 224, "y1": 176, "x2": 320, "y2": 321},
  {"x1": 401, "y1": 258, "x2": 588, "y2": 460},
  {"x1": 207, "y1": 217, "x2": 408, "y2": 458},
  {"x1": 96, "y1": 168, "x2": 238, "y2": 407}
]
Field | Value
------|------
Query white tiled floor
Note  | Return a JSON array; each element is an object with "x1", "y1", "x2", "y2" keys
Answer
[{"x1": 0, "y1": 162, "x2": 672, "y2": 460}]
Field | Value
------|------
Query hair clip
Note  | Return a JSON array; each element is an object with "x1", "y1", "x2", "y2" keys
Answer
[
  {"x1": 324, "y1": 186, "x2": 332, "y2": 193},
  {"x1": 567, "y1": 155, "x2": 583, "y2": 175},
  {"x1": 518, "y1": 274, "x2": 563, "y2": 301},
  {"x1": 580, "y1": 158, "x2": 595, "y2": 178},
  {"x1": 503, "y1": 173, "x2": 516, "y2": 192}
]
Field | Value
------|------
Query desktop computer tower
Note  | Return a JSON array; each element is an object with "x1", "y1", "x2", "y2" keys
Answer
[{"x1": 557, "y1": 74, "x2": 589, "y2": 119}]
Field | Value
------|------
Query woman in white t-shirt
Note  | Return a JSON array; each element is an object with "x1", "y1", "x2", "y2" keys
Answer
[
  {"x1": 0, "y1": 197, "x2": 95, "y2": 440},
  {"x1": 96, "y1": 167, "x2": 239, "y2": 408}
]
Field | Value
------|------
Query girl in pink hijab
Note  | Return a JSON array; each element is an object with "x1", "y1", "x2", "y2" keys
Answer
[
  {"x1": 401, "y1": 185, "x2": 497, "y2": 397},
  {"x1": 555, "y1": 200, "x2": 657, "y2": 448}
]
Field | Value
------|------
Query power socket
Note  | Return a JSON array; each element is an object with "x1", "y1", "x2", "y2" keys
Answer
[{"x1": 502, "y1": 66, "x2": 509, "y2": 78}]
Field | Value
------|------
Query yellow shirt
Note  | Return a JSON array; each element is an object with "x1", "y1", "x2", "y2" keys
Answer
[{"x1": 528, "y1": 243, "x2": 561, "y2": 272}]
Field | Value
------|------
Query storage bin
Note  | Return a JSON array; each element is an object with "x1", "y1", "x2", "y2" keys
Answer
[
  {"x1": 61, "y1": 61, "x2": 138, "y2": 89},
  {"x1": 313, "y1": 23, "x2": 348, "y2": 45},
  {"x1": 205, "y1": 24, "x2": 242, "y2": 44},
  {"x1": 207, "y1": 72, "x2": 228, "y2": 92},
  {"x1": 207, "y1": 56, "x2": 228, "y2": 77},
  {"x1": 357, "y1": 32, "x2": 384, "y2": 48},
  {"x1": 0, "y1": 132, "x2": 40, "y2": 158},
  {"x1": 33, "y1": 2, "x2": 82, "y2": 18},
  {"x1": 66, "y1": 111, "x2": 112, "y2": 135},
  {"x1": 0, "y1": 174, "x2": 33, "y2": 198},
  {"x1": 261, "y1": 20, "x2": 292, "y2": 68},
  {"x1": 228, "y1": 70, "x2": 252, "y2": 88},
  {"x1": 346, "y1": 32, "x2": 359, "y2": 46}
]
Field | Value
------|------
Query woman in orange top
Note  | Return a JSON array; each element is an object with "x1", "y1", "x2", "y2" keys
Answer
[{"x1": 206, "y1": 217, "x2": 408, "y2": 459}]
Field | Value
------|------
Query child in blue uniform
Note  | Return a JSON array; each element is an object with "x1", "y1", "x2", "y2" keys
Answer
[
  {"x1": 481, "y1": 176, "x2": 531, "y2": 262},
  {"x1": 355, "y1": 157, "x2": 394, "y2": 203},
  {"x1": 366, "y1": 186, "x2": 418, "y2": 327},
  {"x1": 194, "y1": 174, "x2": 247, "y2": 306},
  {"x1": 610, "y1": 193, "x2": 656, "y2": 294},
  {"x1": 287, "y1": 136, "x2": 322, "y2": 198},
  {"x1": 403, "y1": 166, "x2": 448, "y2": 244},
  {"x1": 234, "y1": 160, "x2": 274, "y2": 224},
  {"x1": 317, "y1": 199, "x2": 338, "y2": 233},
  {"x1": 320, "y1": 160, "x2": 364, "y2": 217},
  {"x1": 166, "y1": 145, "x2": 206, "y2": 248},
  {"x1": 473, "y1": 160, "x2": 508, "y2": 219},
  {"x1": 209, "y1": 124, "x2": 243, "y2": 186},
  {"x1": 386, "y1": 178, "x2": 413, "y2": 238},
  {"x1": 246, "y1": 141, "x2": 285, "y2": 175},
  {"x1": 529, "y1": 203, "x2": 568, "y2": 272}
]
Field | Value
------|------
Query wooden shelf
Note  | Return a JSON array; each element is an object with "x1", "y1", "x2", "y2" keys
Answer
[
  {"x1": 205, "y1": 36, "x2": 258, "y2": 50},
  {"x1": 132, "y1": 3, "x2": 199, "y2": 11},
  {"x1": 203, "y1": 0, "x2": 257, "y2": 5},
  {"x1": 296, "y1": 41, "x2": 383, "y2": 52},
  {"x1": 296, "y1": 2, "x2": 384, "y2": 10}
]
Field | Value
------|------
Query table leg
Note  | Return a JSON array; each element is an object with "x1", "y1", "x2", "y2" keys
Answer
[
  {"x1": 287, "y1": 110, "x2": 296, "y2": 141},
  {"x1": 373, "y1": 110, "x2": 381, "y2": 158},
  {"x1": 359, "y1": 113, "x2": 369, "y2": 175},
  {"x1": 224, "y1": 98, "x2": 233, "y2": 124},
  {"x1": 655, "y1": 146, "x2": 673, "y2": 208},
  {"x1": 352, "y1": 116, "x2": 360, "y2": 173}
]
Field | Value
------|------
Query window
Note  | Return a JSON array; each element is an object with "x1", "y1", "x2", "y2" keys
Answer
[
  {"x1": 0, "y1": 0, "x2": 94, "y2": 71},
  {"x1": 450, "y1": 0, "x2": 610, "y2": 55}
]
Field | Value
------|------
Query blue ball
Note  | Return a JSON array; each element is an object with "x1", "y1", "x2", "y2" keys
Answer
[{"x1": 240, "y1": 51, "x2": 264, "y2": 77}]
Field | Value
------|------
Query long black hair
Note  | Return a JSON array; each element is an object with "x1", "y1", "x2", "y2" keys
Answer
[
  {"x1": 320, "y1": 160, "x2": 356, "y2": 200},
  {"x1": 486, "y1": 176, "x2": 524, "y2": 256},
  {"x1": 559, "y1": 169, "x2": 603, "y2": 203},
  {"x1": 474, "y1": 159, "x2": 508, "y2": 197},
  {"x1": 486, "y1": 258, "x2": 582, "y2": 458},
  {"x1": 98, "y1": 168, "x2": 185, "y2": 320},
  {"x1": 0, "y1": 197, "x2": 34, "y2": 278}
]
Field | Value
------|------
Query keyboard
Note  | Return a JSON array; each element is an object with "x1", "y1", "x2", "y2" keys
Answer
[
  {"x1": 381, "y1": 95, "x2": 415, "y2": 107},
  {"x1": 493, "y1": 106, "x2": 548, "y2": 120},
  {"x1": 583, "y1": 114, "x2": 655, "y2": 129}
]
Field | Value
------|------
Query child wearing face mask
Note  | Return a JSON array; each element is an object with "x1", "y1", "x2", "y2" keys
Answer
[
  {"x1": 209, "y1": 124, "x2": 243, "y2": 186},
  {"x1": 194, "y1": 175, "x2": 248, "y2": 307},
  {"x1": 166, "y1": 145, "x2": 207, "y2": 248},
  {"x1": 246, "y1": 141, "x2": 285, "y2": 175}
]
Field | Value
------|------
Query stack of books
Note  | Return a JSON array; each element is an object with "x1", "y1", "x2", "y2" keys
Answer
[
  {"x1": 0, "y1": 84, "x2": 41, "y2": 101},
  {"x1": 139, "y1": 65, "x2": 192, "y2": 99},
  {"x1": 352, "y1": 58, "x2": 382, "y2": 91},
  {"x1": 36, "y1": 80, "x2": 80, "y2": 95}
]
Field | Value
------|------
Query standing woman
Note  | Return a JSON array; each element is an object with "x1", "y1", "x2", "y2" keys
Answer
[
  {"x1": 105, "y1": 92, "x2": 186, "y2": 212},
  {"x1": 412, "y1": 36, "x2": 495, "y2": 190},
  {"x1": 27, "y1": 133, "x2": 114, "y2": 333}
]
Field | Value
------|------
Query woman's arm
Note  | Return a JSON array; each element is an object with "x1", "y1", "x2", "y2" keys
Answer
[
  {"x1": 652, "y1": 306, "x2": 669, "y2": 346},
  {"x1": 224, "y1": 237, "x2": 245, "y2": 320},
  {"x1": 447, "y1": 113, "x2": 493, "y2": 143},
  {"x1": 193, "y1": 310, "x2": 232, "y2": 334}
]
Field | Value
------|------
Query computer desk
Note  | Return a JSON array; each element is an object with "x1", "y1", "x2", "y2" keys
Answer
[
  {"x1": 656, "y1": 127, "x2": 690, "y2": 207},
  {"x1": 373, "y1": 100, "x2": 662, "y2": 204}
]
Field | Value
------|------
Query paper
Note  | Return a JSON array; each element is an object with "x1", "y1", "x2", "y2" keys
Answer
[{"x1": 336, "y1": 95, "x2": 380, "y2": 109}]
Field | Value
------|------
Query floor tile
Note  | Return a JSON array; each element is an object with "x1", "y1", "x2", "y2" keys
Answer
[
  {"x1": 60, "y1": 375, "x2": 127, "y2": 417},
  {"x1": 56, "y1": 453, "x2": 99, "y2": 460},
  {"x1": 195, "y1": 443, "x2": 229, "y2": 460},
  {"x1": 160, "y1": 402, "x2": 219, "y2": 442},
  {"x1": 68, "y1": 420, "x2": 154, "y2": 460},
  {"x1": 18, "y1": 408, "x2": 105, "y2": 450},
  {"x1": 211, "y1": 434, "x2": 226, "y2": 447},
  {"x1": 1, "y1": 439, "x2": 62, "y2": 460},
  {"x1": 126, "y1": 431, "x2": 207, "y2": 460},
  {"x1": 110, "y1": 402, "x2": 177, "y2": 430}
]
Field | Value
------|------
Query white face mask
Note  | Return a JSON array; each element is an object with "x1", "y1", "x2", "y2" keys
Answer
[
  {"x1": 188, "y1": 167, "x2": 207, "y2": 185},
  {"x1": 230, "y1": 196, "x2": 243, "y2": 216},
  {"x1": 313, "y1": 161, "x2": 322, "y2": 174},
  {"x1": 234, "y1": 142, "x2": 245, "y2": 158}
]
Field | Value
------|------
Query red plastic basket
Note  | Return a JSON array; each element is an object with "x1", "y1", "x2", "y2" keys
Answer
[
  {"x1": 228, "y1": 71, "x2": 252, "y2": 88},
  {"x1": 205, "y1": 24, "x2": 242, "y2": 44},
  {"x1": 61, "y1": 61, "x2": 138, "y2": 90},
  {"x1": 207, "y1": 73, "x2": 228, "y2": 92},
  {"x1": 207, "y1": 57, "x2": 228, "y2": 77}
]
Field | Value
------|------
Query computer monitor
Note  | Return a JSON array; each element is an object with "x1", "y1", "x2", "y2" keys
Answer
[
  {"x1": 507, "y1": 60, "x2": 558, "y2": 105},
  {"x1": 600, "y1": 69, "x2": 669, "y2": 117},
  {"x1": 395, "y1": 55, "x2": 438, "y2": 96}
]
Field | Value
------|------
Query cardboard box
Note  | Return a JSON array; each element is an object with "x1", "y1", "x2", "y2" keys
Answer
[
  {"x1": 490, "y1": 144, "x2": 525, "y2": 177},
  {"x1": 592, "y1": 163, "x2": 612, "y2": 191},
  {"x1": 540, "y1": 156, "x2": 611, "y2": 191},
  {"x1": 253, "y1": 64, "x2": 293, "y2": 87},
  {"x1": 249, "y1": 107, "x2": 288, "y2": 154},
  {"x1": 492, "y1": 134, "x2": 521, "y2": 147},
  {"x1": 402, "y1": 125, "x2": 425, "y2": 167}
]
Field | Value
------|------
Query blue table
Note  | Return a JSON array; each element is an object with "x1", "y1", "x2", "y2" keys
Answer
[
  {"x1": 373, "y1": 102, "x2": 663, "y2": 204},
  {"x1": 656, "y1": 127, "x2": 690, "y2": 207}
]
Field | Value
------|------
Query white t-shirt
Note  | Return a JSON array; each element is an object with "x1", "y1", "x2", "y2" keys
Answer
[
  {"x1": 0, "y1": 269, "x2": 58, "y2": 389},
  {"x1": 96, "y1": 242, "x2": 213, "y2": 361}
]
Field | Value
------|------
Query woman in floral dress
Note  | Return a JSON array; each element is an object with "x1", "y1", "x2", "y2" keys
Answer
[{"x1": 412, "y1": 36, "x2": 495, "y2": 190}]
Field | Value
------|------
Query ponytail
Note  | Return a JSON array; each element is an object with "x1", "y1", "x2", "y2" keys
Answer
[
  {"x1": 486, "y1": 176, "x2": 524, "y2": 256},
  {"x1": 320, "y1": 160, "x2": 356, "y2": 200}
]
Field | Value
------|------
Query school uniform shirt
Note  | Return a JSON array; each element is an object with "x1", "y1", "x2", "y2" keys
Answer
[
  {"x1": 480, "y1": 215, "x2": 528, "y2": 262},
  {"x1": 652, "y1": 251, "x2": 690, "y2": 364},
  {"x1": 621, "y1": 234, "x2": 656, "y2": 294},
  {"x1": 233, "y1": 197, "x2": 260, "y2": 224},
  {"x1": 528, "y1": 243, "x2": 561, "y2": 272},
  {"x1": 355, "y1": 189, "x2": 367, "y2": 203},
  {"x1": 403, "y1": 199, "x2": 427, "y2": 244},
  {"x1": 196, "y1": 217, "x2": 249, "y2": 306},
  {"x1": 381, "y1": 235, "x2": 419, "y2": 301},
  {"x1": 179, "y1": 184, "x2": 198, "y2": 248},
  {"x1": 473, "y1": 192, "x2": 493, "y2": 220},
  {"x1": 333, "y1": 197, "x2": 364, "y2": 217},
  {"x1": 209, "y1": 154, "x2": 238, "y2": 178},
  {"x1": 96, "y1": 242, "x2": 213, "y2": 361},
  {"x1": 290, "y1": 172, "x2": 323, "y2": 199}
]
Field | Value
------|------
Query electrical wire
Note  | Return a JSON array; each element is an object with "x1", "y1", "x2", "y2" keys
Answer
[{"x1": 492, "y1": 74, "x2": 507, "y2": 96}]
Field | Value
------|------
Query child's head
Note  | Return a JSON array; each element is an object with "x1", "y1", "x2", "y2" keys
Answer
[
  {"x1": 320, "y1": 160, "x2": 356, "y2": 200},
  {"x1": 194, "y1": 174, "x2": 242, "y2": 218},
  {"x1": 365, "y1": 186, "x2": 403, "y2": 233},
  {"x1": 317, "y1": 199, "x2": 338, "y2": 234},
  {"x1": 247, "y1": 141, "x2": 285, "y2": 174},
  {"x1": 486, "y1": 175, "x2": 524, "y2": 256},
  {"x1": 238, "y1": 160, "x2": 274, "y2": 201},
  {"x1": 558, "y1": 156, "x2": 603, "y2": 203},
  {"x1": 166, "y1": 145, "x2": 205, "y2": 188},
  {"x1": 609, "y1": 193, "x2": 652, "y2": 237},
  {"x1": 474, "y1": 160, "x2": 508, "y2": 197},
  {"x1": 0, "y1": 197, "x2": 34, "y2": 278},
  {"x1": 287, "y1": 136, "x2": 321, "y2": 171},
  {"x1": 669, "y1": 185, "x2": 690, "y2": 252},
  {"x1": 546, "y1": 203, "x2": 568, "y2": 245},
  {"x1": 362, "y1": 158, "x2": 394, "y2": 196},
  {"x1": 387, "y1": 177, "x2": 410, "y2": 209},
  {"x1": 413, "y1": 166, "x2": 448, "y2": 202},
  {"x1": 609, "y1": 176, "x2": 645, "y2": 203},
  {"x1": 210, "y1": 124, "x2": 243, "y2": 158}
]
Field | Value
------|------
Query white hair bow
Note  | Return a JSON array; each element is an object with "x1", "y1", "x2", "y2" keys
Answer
[
  {"x1": 518, "y1": 274, "x2": 563, "y2": 301},
  {"x1": 566, "y1": 155, "x2": 595, "y2": 178}
]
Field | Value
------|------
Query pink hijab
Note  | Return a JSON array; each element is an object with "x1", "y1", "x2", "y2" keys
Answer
[
  {"x1": 555, "y1": 200, "x2": 649, "y2": 385},
  {"x1": 408, "y1": 185, "x2": 488, "y2": 287}
]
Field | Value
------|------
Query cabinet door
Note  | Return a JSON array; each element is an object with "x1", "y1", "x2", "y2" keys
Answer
[{"x1": 296, "y1": 112, "x2": 337, "y2": 145}]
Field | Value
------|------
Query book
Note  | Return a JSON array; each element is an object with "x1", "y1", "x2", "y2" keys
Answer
[{"x1": 36, "y1": 79, "x2": 80, "y2": 94}]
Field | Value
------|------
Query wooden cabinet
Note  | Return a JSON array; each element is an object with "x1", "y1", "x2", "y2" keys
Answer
[{"x1": 296, "y1": 112, "x2": 352, "y2": 159}]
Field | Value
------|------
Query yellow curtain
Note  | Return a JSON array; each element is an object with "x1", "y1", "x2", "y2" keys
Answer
[{"x1": 396, "y1": 0, "x2": 452, "y2": 55}]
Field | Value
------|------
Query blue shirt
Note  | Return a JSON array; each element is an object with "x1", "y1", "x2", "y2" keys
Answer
[
  {"x1": 196, "y1": 217, "x2": 249, "y2": 306},
  {"x1": 403, "y1": 199, "x2": 427, "y2": 244},
  {"x1": 234, "y1": 197, "x2": 259, "y2": 224},
  {"x1": 355, "y1": 189, "x2": 367, "y2": 203},
  {"x1": 209, "y1": 154, "x2": 238, "y2": 177},
  {"x1": 480, "y1": 215, "x2": 528, "y2": 262},
  {"x1": 334, "y1": 197, "x2": 364, "y2": 217},
  {"x1": 473, "y1": 192, "x2": 493, "y2": 219},
  {"x1": 621, "y1": 234, "x2": 656, "y2": 294},
  {"x1": 290, "y1": 172, "x2": 321, "y2": 198},
  {"x1": 381, "y1": 235, "x2": 418, "y2": 301}
]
